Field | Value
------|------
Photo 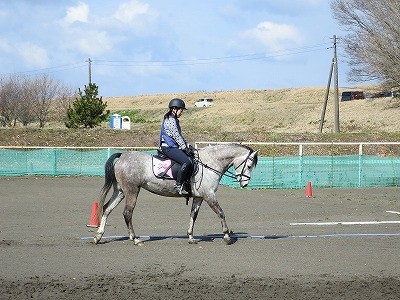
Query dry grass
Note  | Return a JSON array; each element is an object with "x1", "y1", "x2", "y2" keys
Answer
[
  {"x1": 0, "y1": 86, "x2": 398, "y2": 148},
  {"x1": 105, "y1": 86, "x2": 400, "y2": 134}
]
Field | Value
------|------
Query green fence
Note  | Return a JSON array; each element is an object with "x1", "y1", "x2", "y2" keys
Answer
[
  {"x1": 0, "y1": 147, "x2": 399, "y2": 189},
  {"x1": 221, "y1": 155, "x2": 400, "y2": 188}
]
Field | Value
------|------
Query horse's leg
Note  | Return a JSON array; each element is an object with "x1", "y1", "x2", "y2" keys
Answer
[
  {"x1": 122, "y1": 186, "x2": 142, "y2": 245},
  {"x1": 94, "y1": 189, "x2": 125, "y2": 244},
  {"x1": 187, "y1": 197, "x2": 203, "y2": 244},
  {"x1": 204, "y1": 195, "x2": 233, "y2": 245}
]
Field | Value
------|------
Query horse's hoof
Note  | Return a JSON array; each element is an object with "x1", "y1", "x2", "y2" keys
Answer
[
  {"x1": 93, "y1": 236, "x2": 100, "y2": 244},
  {"x1": 188, "y1": 238, "x2": 199, "y2": 244},
  {"x1": 223, "y1": 235, "x2": 237, "y2": 245},
  {"x1": 223, "y1": 237, "x2": 232, "y2": 245},
  {"x1": 133, "y1": 239, "x2": 145, "y2": 246}
]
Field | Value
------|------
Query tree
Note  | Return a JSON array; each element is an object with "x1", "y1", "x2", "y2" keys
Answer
[
  {"x1": 65, "y1": 83, "x2": 109, "y2": 128},
  {"x1": 18, "y1": 76, "x2": 36, "y2": 126},
  {"x1": 52, "y1": 85, "x2": 77, "y2": 122},
  {"x1": 0, "y1": 74, "x2": 22, "y2": 127},
  {"x1": 331, "y1": 0, "x2": 400, "y2": 87},
  {"x1": 32, "y1": 74, "x2": 60, "y2": 128}
]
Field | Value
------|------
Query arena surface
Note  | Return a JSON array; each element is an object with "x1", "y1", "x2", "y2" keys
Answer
[{"x1": 0, "y1": 176, "x2": 399, "y2": 299}]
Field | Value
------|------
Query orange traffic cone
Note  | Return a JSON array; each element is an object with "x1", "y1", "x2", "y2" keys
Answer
[
  {"x1": 305, "y1": 181, "x2": 313, "y2": 198},
  {"x1": 86, "y1": 201, "x2": 100, "y2": 228}
]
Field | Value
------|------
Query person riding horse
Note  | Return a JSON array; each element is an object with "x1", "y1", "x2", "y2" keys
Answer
[{"x1": 159, "y1": 98, "x2": 195, "y2": 195}]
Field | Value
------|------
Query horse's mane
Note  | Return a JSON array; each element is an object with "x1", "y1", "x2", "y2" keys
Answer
[{"x1": 199, "y1": 143, "x2": 258, "y2": 167}]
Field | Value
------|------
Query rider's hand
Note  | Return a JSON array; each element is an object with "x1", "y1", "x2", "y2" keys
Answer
[{"x1": 184, "y1": 146, "x2": 195, "y2": 157}]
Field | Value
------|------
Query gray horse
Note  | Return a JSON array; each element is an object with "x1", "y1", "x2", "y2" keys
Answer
[{"x1": 93, "y1": 143, "x2": 258, "y2": 245}]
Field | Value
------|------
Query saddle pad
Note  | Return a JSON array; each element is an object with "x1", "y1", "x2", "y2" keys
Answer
[{"x1": 152, "y1": 156, "x2": 174, "y2": 179}]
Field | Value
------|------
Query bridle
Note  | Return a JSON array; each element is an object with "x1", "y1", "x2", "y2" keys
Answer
[{"x1": 195, "y1": 149, "x2": 256, "y2": 184}]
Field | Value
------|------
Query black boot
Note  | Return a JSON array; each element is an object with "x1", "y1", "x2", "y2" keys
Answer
[{"x1": 175, "y1": 162, "x2": 190, "y2": 196}]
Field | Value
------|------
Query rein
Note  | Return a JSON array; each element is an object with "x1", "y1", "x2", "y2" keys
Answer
[{"x1": 195, "y1": 149, "x2": 254, "y2": 183}]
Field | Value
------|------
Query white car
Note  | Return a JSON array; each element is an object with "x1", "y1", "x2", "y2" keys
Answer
[{"x1": 194, "y1": 98, "x2": 214, "y2": 108}]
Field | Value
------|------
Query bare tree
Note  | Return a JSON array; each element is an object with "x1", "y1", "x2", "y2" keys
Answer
[
  {"x1": 31, "y1": 74, "x2": 60, "y2": 128},
  {"x1": 0, "y1": 74, "x2": 23, "y2": 127},
  {"x1": 331, "y1": 0, "x2": 400, "y2": 87},
  {"x1": 52, "y1": 85, "x2": 78, "y2": 122},
  {"x1": 18, "y1": 76, "x2": 36, "y2": 126}
]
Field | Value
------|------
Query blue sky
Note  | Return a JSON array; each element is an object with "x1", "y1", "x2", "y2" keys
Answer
[{"x1": 0, "y1": 0, "x2": 351, "y2": 96}]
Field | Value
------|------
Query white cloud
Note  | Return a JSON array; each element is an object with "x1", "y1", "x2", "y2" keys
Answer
[
  {"x1": 17, "y1": 42, "x2": 49, "y2": 68},
  {"x1": 0, "y1": 38, "x2": 12, "y2": 53},
  {"x1": 64, "y1": 2, "x2": 89, "y2": 24},
  {"x1": 114, "y1": 0, "x2": 155, "y2": 25},
  {"x1": 242, "y1": 21, "x2": 302, "y2": 53},
  {"x1": 74, "y1": 31, "x2": 113, "y2": 56}
]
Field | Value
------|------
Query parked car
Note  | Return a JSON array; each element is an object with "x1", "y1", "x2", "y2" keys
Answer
[
  {"x1": 194, "y1": 98, "x2": 214, "y2": 108},
  {"x1": 341, "y1": 91, "x2": 365, "y2": 101},
  {"x1": 373, "y1": 91, "x2": 394, "y2": 98}
]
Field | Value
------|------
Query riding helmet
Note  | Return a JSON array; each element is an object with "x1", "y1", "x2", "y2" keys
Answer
[{"x1": 169, "y1": 98, "x2": 186, "y2": 110}]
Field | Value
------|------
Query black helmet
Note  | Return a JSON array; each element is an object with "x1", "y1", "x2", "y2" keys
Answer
[{"x1": 169, "y1": 98, "x2": 186, "y2": 110}]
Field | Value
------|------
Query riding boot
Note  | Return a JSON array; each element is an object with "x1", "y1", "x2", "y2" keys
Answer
[{"x1": 175, "y1": 162, "x2": 190, "y2": 195}]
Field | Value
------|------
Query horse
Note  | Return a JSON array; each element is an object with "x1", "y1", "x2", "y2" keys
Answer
[{"x1": 93, "y1": 143, "x2": 258, "y2": 245}]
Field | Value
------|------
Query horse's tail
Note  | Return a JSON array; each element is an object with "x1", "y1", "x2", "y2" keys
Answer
[{"x1": 96, "y1": 152, "x2": 122, "y2": 219}]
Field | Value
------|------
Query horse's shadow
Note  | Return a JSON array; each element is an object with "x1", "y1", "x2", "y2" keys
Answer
[{"x1": 95, "y1": 232, "x2": 288, "y2": 245}]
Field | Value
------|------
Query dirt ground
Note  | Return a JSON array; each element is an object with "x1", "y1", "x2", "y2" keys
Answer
[{"x1": 0, "y1": 176, "x2": 399, "y2": 299}]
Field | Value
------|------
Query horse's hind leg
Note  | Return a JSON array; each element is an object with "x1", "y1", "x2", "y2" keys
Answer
[
  {"x1": 187, "y1": 197, "x2": 203, "y2": 244},
  {"x1": 94, "y1": 189, "x2": 125, "y2": 244},
  {"x1": 122, "y1": 187, "x2": 142, "y2": 245}
]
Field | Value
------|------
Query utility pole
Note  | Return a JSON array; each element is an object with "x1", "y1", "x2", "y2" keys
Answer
[
  {"x1": 86, "y1": 58, "x2": 92, "y2": 85},
  {"x1": 333, "y1": 35, "x2": 340, "y2": 133},
  {"x1": 319, "y1": 59, "x2": 334, "y2": 133},
  {"x1": 319, "y1": 35, "x2": 340, "y2": 133}
]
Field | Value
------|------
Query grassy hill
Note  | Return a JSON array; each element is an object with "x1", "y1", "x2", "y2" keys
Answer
[
  {"x1": 0, "y1": 86, "x2": 399, "y2": 147},
  {"x1": 106, "y1": 86, "x2": 400, "y2": 133}
]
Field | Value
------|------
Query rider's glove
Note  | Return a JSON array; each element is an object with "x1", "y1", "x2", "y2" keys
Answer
[
  {"x1": 188, "y1": 145, "x2": 196, "y2": 153},
  {"x1": 184, "y1": 146, "x2": 195, "y2": 157}
]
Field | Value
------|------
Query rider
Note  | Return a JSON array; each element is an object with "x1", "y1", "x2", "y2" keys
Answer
[{"x1": 159, "y1": 98, "x2": 195, "y2": 195}]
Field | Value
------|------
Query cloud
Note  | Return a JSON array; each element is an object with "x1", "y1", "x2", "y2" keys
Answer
[
  {"x1": 242, "y1": 21, "x2": 302, "y2": 53},
  {"x1": 74, "y1": 31, "x2": 113, "y2": 56},
  {"x1": 0, "y1": 38, "x2": 12, "y2": 53},
  {"x1": 17, "y1": 42, "x2": 50, "y2": 68},
  {"x1": 114, "y1": 0, "x2": 154, "y2": 24},
  {"x1": 64, "y1": 2, "x2": 89, "y2": 24}
]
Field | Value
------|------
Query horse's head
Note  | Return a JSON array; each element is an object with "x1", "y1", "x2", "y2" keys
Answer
[{"x1": 233, "y1": 147, "x2": 258, "y2": 188}]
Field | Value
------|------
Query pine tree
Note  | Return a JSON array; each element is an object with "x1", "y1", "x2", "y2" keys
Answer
[{"x1": 65, "y1": 83, "x2": 109, "y2": 128}]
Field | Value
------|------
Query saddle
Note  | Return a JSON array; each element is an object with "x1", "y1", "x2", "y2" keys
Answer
[
  {"x1": 152, "y1": 150, "x2": 197, "y2": 203},
  {"x1": 152, "y1": 150, "x2": 180, "y2": 180}
]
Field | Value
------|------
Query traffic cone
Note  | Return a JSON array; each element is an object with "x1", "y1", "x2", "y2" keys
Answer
[
  {"x1": 305, "y1": 181, "x2": 313, "y2": 198},
  {"x1": 86, "y1": 201, "x2": 100, "y2": 228}
]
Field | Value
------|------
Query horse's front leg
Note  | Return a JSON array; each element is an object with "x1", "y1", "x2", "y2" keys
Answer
[
  {"x1": 205, "y1": 196, "x2": 233, "y2": 245},
  {"x1": 187, "y1": 197, "x2": 203, "y2": 244}
]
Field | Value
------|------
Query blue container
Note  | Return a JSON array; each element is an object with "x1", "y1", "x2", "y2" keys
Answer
[{"x1": 109, "y1": 114, "x2": 122, "y2": 129}]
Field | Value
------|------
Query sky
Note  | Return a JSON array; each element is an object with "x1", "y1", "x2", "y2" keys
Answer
[{"x1": 0, "y1": 0, "x2": 352, "y2": 97}]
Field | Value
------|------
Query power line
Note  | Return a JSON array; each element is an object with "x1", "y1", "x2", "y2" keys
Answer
[
  {"x1": 0, "y1": 62, "x2": 86, "y2": 77},
  {"x1": 93, "y1": 43, "x2": 330, "y2": 67},
  {"x1": 0, "y1": 42, "x2": 331, "y2": 76}
]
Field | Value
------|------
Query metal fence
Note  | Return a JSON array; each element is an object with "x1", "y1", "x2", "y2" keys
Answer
[{"x1": 0, "y1": 142, "x2": 399, "y2": 189}]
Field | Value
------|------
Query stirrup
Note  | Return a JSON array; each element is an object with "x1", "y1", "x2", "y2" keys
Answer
[{"x1": 174, "y1": 184, "x2": 189, "y2": 196}]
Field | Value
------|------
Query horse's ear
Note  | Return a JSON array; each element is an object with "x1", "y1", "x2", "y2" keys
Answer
[{"x1": 251, "y1": 150, "x2": 259, "y2": 166}]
